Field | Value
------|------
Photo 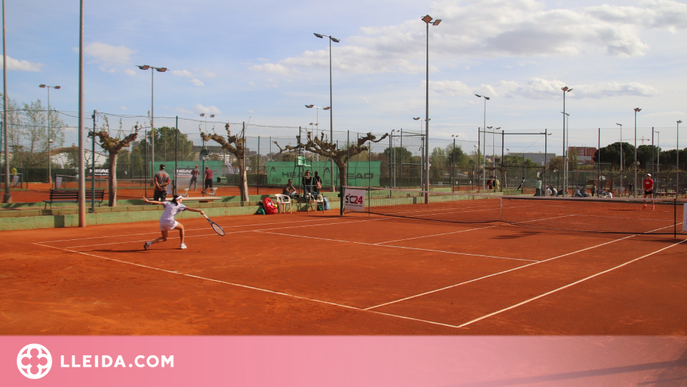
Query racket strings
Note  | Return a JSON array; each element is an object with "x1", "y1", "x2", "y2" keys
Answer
[{"x1": 211, "y1": 222, "x2": 225, "y2": 236}]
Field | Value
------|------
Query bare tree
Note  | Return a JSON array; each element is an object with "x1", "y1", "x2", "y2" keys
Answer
[
  {"x1": 89, "y1": 116, "x2": 139, "y2": 206},
  {"x1": 201, "y1": 123, "x2": 249, "y2": 201},
  {"x1": 275, "y1": 131, "x2": 388, "y2": 189}
]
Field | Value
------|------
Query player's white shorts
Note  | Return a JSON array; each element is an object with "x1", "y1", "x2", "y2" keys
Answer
[{"x1": 159, "y1": 221, "x2": 179, "y2": 231}]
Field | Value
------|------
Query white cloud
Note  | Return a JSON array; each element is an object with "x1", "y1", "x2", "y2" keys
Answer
[
  {"x1": 121, "y1": 106, "x2": 129, "y2": 111},
  {"x1": 572, "y1": 82, "x2": 659, "y2": 98},
  {"x1": 498, "y1": 78, "x2": 658, "y2": 99},
  {"x1": 124, "y1": 68, "x2": 136, "y2": 76},
  {"x1": 0, "y1": 56, "x2": 43, "y2": 72},
  {"x1": 253, "y1": 0, "x2": 687, "y2": 78},
  {"x1": 195, "y1": 68, "x2": 217, "y2": 78},
  {"x1": 191, "y1": 79, "x2": 205, "y2": 86},
  {"x1": 174, "y1": 107, "x2": 194, "y2": 116},
  {"x1": 194, "y1": 104, "x2": 221, "y2": 115},
  {"x1": 431, "y1": 80, "x2": 472, "y2": 96},
  {"x1": 249, "y1": 63, "x2": 298, "y2": 77},
  {"x1": 82, "y1": 41, "x2": 137, "y2": 72},
  {"x1": 172, "y1": 69, "x2": 193, "y2": 77}
]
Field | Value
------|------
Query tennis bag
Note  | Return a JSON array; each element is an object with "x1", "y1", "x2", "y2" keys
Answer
[{"x1": 262, "y1": 197, "x2": 278, "y2": 215}]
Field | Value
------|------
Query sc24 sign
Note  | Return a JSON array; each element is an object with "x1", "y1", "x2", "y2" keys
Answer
[{"x1": 345, "y1": 189, "x2": 366, "y2": 212}]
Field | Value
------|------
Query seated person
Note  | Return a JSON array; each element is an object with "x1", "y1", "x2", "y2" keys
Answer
[
  {"x1": 302, "y1": 170, "x2": 313, "y2": 194},
  {"x1": 551, "y1": 187, "x2": 558, "y2": 196},
  {"x1": 283, "y1": 179, "x2": 297, "y2": 196}
]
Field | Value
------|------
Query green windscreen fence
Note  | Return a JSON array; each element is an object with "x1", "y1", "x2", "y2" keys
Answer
[{"x1": 266, "y1": 161, "x2": 381, "y2": 187}]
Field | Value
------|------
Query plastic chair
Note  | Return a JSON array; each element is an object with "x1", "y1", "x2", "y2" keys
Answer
[
  {"x1": 274, "y1": 194, "x2": 293, "y2": 214},
  {"x1": 309, "y1": 193, "x2": 325, "y2": 211}
]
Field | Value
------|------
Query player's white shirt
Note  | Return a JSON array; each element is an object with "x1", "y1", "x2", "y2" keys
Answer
[{"x1": 160, "y1": 202, "x2": 186, "y2": 226}]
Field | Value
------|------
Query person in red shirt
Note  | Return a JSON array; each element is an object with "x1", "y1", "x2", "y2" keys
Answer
[
  {"x1": 203, "y1": 167, "x2": 214, "y2": 194},
  {"x1": 643, "y1": 173, "x2": 655, "y2": 210}
]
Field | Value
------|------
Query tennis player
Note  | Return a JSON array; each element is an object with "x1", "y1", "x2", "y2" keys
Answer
[
  {"x1": 643, "y1": 173, "x2": 655, "y2": 210},
  {"x1": 142, "y1": 195, "x2": 205, "y2": 250}
]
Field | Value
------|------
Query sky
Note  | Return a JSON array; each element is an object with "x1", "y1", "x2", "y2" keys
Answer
[{"x1": 5, "y1": 0, "x2": 687, "y2": 156}]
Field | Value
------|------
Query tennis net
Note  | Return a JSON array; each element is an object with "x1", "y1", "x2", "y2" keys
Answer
[{"x1": 345, "y1": 186, "x2": 686, "y2": 235}]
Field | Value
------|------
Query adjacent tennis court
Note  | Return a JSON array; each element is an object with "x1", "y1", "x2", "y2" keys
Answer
[{"x1": 1, "y1": 197, "x2": 685, "y2": 335}]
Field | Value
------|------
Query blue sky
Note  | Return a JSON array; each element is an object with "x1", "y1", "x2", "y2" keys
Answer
[{"x1": 5, "y1": 0, "x2": 687, "y2": 155}]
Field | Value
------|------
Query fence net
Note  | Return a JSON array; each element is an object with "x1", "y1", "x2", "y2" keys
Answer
[{"x1": 5, "y1": 109, "x2": 687, "y2": 200}]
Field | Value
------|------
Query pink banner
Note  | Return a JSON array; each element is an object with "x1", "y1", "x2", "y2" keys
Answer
[{"x1": 3, "y1": 336, "x2": 686, "y2": 386}]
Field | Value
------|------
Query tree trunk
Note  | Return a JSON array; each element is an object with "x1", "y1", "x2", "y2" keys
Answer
[
  {"x1": 108, "y1": 153, "x2": 118, "y2": 206},
  {"x1": 237, "y1": 157, "x2": 249, "y2": 201},
  {"x1": 335, "y1": 159, "x2": 347, "y2": 190}
]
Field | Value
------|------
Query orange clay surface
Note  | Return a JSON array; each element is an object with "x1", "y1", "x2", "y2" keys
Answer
[{"x1": 1, "y1": 208, "x2": 686, "y2": 335}]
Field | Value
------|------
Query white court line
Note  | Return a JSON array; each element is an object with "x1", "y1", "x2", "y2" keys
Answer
[
  {"x1": 31, "y1": 230, "x2": 679, "y2": 332},
  {"x1": 364, "y1": 234, "x2": 637, "y2": 310},
  {"x1": 28, "y1": 240, "x2": 511, "y2": 331},
  {"x1": 34, "y1": 242, "x2": 363, "y2": 311},
  {"x1": 59, "y1": 218, "x2": 384, "y2": 249},
  {"x1": 257, "y1": 230, "x2": 537, "y2": 263},
  {"x1": 456, "y1": 238, "x2": 687, "y2": 329},
  {"x1": 374, "y1": 224, "x2": 498, "y2": 245},
  {"x1": 38, "y1": 217, "x2": 343, "y2": 244}
]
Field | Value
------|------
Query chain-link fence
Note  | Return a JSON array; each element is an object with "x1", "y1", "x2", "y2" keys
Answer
[{"x1": 4, "y1": 109, "x2": 686, "y2": 199}]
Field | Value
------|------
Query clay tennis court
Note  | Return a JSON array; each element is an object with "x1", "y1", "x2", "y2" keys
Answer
[{"x1": 1, "y1": 203, "x2": 685, "y2": 335}]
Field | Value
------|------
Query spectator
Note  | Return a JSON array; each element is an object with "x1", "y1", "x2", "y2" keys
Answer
[
  {"x1": 283, "y1": 179, "x2": 297, "y2": 196},
  {"x1": 534, "y1": 177, "x2": 542, "y2": 196},
  {"x1": 313, "y1": 171, "x2": 323, "y2": 193},
  {"x1": 302, "y1": 170, "x2": 313, "y2": 194},
  {"x1": 189, "y1": 165, "x2": 199, "y2": 192},
  {"x1": 153, "y1": 164, "x2": 170, "y2": 202},
  {"x1": 204, "y1": 167, "x2": 213, "y2": 193}
]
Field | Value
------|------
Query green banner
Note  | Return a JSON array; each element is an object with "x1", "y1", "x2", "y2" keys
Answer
[{"x1": 266, "y1": 161, "x2": 380, "y2": 187}]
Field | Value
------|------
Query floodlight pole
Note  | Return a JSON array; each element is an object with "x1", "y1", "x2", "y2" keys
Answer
[
  {"x1": 656, "y1": 130, "x2": 660, "y2": 173},
  {"x1": 634, "y1": 107, "x2": 641, "y2": 197},
  {"x1": 78, "y1": 0, "x2": 85, "y2": 226},
  {"x1": 677, "y1": 120, "x2": 682, "y2": 198},
  {"x1": 475, "y1": 94, "x2": 489, "y2": 190},
  {"x1": 39, "y1": 84, "x2": 60, "y2": 184},
  {"x1": 422, "y1": 15, "x2": 441, "y2": 203},
  {"x1": 136, "y1": 65, "x2": 168, "y2": 179},
  {"x1": 313, "y1": 33, "x2": 339, "y2": 192},
  {"x1": 616, "y1": 123, "x2": 623, "y2": 195},
  {"x1": 561, "y1": 86, "x2": 572, "y2": 196},
  {"x1": 2, "y1": 0, "x2": 10, "y2": 203}
]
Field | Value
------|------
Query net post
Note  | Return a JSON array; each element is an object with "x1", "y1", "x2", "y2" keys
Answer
[
  {"x1": 675, "y1": 198, "x2": 678, "y2": 239},
  {"x1": 499, "y1": 196, "x2": 503, "y2": 224}
]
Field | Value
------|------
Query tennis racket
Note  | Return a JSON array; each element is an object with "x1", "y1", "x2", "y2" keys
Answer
[{"x1": 204, "y1": 214, "x2": 225, "y2": 236}]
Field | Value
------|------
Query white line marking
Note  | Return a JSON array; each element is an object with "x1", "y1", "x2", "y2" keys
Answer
[
  {"x1": 258, "y1": 230, "x2": 537, "y2": 263},
  {"x1": 38, "y1": 218, "x2": 343, "y2": 243},
  {"x1": 364, "y1": 234, "x2": 637, "y2": 310},
  {"x1": 456, "y1": 238, "x2": 687, "y2": 328},
  {"x1": 33, "y1": 242, "x2": 363, "y2": 311},
  {"x1": 374, "y1": 224, "x2": 498, "y2": 245}
]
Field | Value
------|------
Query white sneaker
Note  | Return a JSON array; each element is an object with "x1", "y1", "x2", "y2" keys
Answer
[
  {"x1": 180, "y1": 243, "x2": 187, "y2": 250},
  {"x1": 144, "y1": 242, "x2": 151, "y2": 250}
]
